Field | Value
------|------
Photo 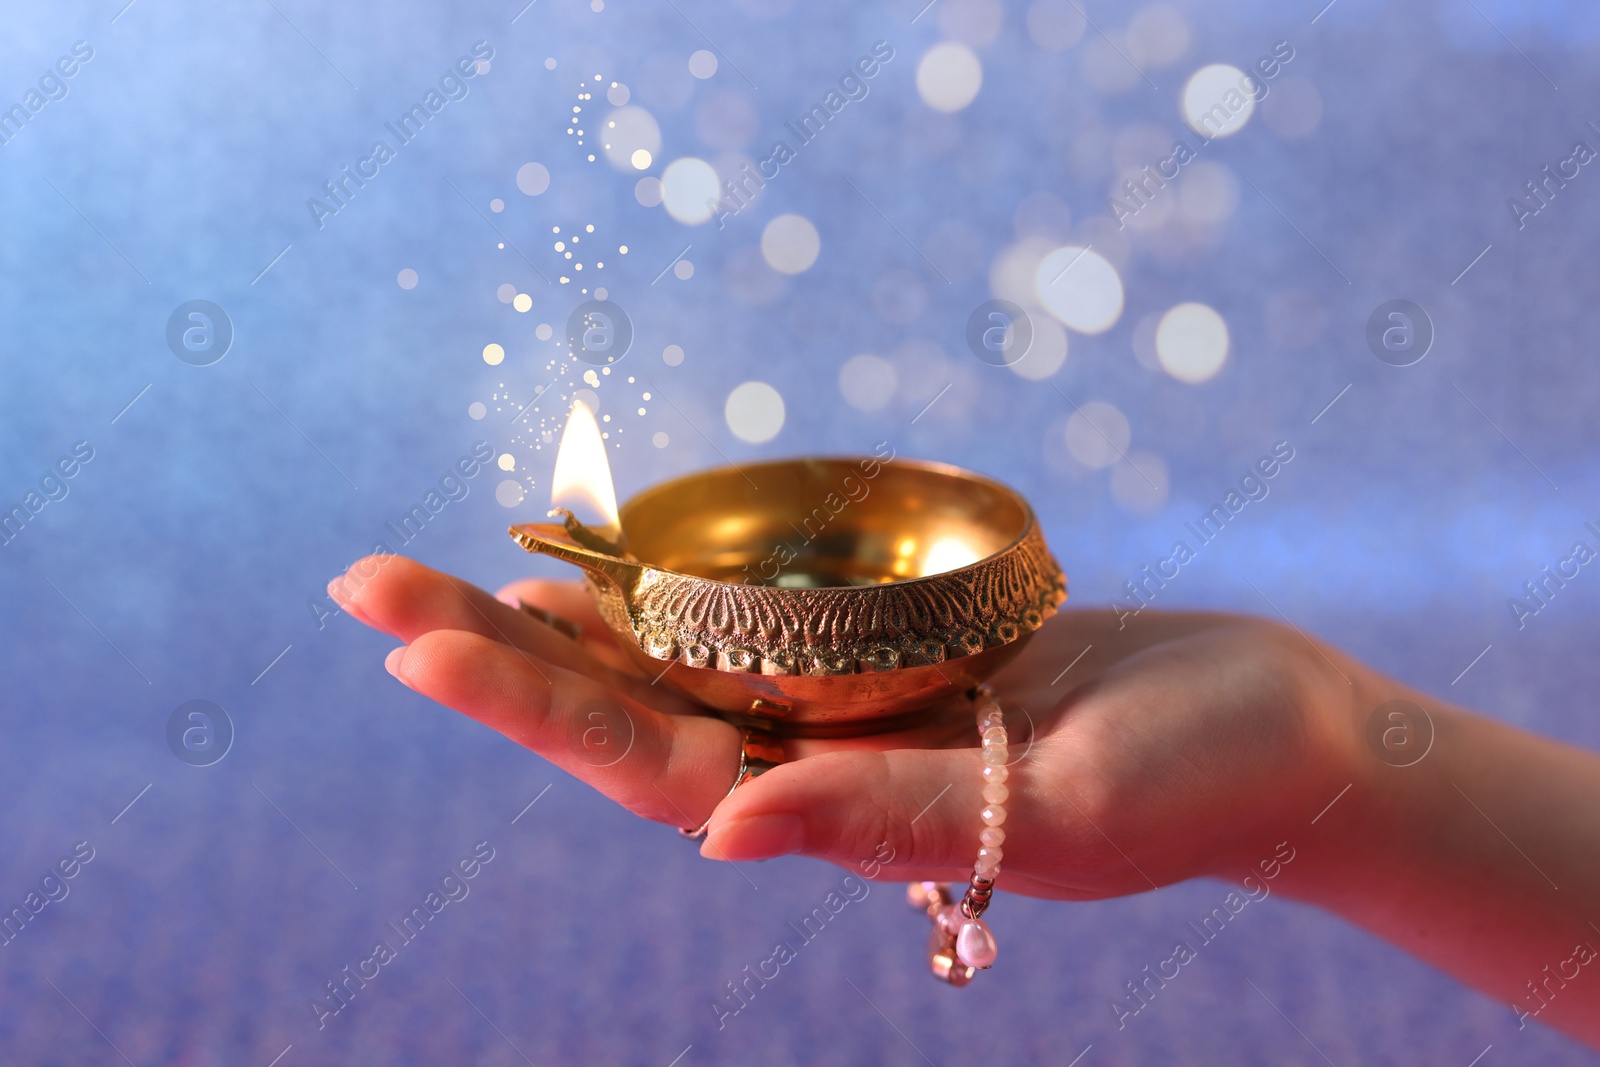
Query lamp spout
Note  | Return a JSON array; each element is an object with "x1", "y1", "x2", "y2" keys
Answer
[{"x1": 508, "y1": 514, "x2": 644, "y2": 594}]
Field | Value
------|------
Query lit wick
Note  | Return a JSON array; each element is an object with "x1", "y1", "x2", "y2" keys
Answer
[{"x1": 549, "y1": 397, "x2": 630, "y2": 558}]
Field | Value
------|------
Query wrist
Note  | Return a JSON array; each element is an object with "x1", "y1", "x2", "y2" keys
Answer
[
  {"x1": 1273, "y1": 662, "x2": 1463, "y2": 916},
  {"x1": 1233, "y1": 640, "x2": 1395, "y2": 905}
]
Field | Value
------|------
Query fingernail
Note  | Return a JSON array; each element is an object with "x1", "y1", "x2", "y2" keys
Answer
[
  {"x1": 327, "y1": 576, "x2": 357, "y2": 610},
  {"x1": 384, "y1": 646, "x2": 407, "y2": 680},
  {"x1": 702, "y1": 814, "x2": 804, "y2": 861},
  {"x1": 494, "y1": 591, "x2": 522, "y2": 609},
  {"x1": 330, "y1": 575, "x2": 377, "y2": 625}
]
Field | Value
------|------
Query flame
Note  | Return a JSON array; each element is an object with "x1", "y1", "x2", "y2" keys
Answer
[{"x1": 550, "y1": 398, "x2": 620, "y2": 530}]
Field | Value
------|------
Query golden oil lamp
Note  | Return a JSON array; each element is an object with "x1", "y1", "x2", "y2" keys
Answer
[{"x1": 509, "y1": 401, "x2": 1067, "y2": 738}]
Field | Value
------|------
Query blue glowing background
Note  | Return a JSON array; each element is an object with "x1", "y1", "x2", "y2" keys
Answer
[{"x1": 1, "y1": 0, "x2": 1598, "y2": 1063}]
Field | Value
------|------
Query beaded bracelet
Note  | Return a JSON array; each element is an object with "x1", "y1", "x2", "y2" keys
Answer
[{"x1": 910, "y1": 683, "x2": 1006, "y2": 985}]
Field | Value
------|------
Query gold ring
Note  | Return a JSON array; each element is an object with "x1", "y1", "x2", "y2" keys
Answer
[{"x1": 679, "y1": 725, "x2": 783, "y2": 840}]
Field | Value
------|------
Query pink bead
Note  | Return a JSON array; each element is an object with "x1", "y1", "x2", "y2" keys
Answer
[
  {"x1": 981, "y1": 745, "x2": 1008, "y2": 767},
  {"x1": 982, "y1": 783, "x2": 1010, "y2": 805},
  {"x1": 979, "y1": 826, "x2": 1006, "y2": 847},
  {"x1": 977, "y1": 845, "x2": 1003, "y2": 867},
  {"x1": 982, "y1": 764, "x2": 1008, "y2": 784},
  {"x1": 982, "y1": 727, "x2": 1007, "y2": 746},
  {"x1": 981, "y1": 805, "x2": 1007, "y2": 826},
  {"x1": 955, "y1": 919, "x2": 998, "y2": 968}
]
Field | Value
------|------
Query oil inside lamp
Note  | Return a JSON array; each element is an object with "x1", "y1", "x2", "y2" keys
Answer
[{"x1": 919, "y1": 535, "x2": 985, "y2": 576}]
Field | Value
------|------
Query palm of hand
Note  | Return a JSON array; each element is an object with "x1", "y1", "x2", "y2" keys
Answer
[{"x1": 335, "y1": 556, "x2": 1357, "y2": 902}]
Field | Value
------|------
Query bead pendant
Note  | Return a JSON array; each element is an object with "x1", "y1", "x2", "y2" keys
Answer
[
  {"x1": 955, "y1": 918, "x2": 998, "y2": 969},
  {"x1": 923, "y1": 902, "x2": 975, "y2": 986}
]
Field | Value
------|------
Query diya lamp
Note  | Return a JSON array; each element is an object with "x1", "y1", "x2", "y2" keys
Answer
[{"x1": 511, "y1": 400, "x2": 1067, "y2": 984}]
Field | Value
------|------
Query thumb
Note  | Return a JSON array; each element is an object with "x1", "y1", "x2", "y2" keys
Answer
[{"x1": 701, "y1": 746, "x2": 1016, "y2": 881}]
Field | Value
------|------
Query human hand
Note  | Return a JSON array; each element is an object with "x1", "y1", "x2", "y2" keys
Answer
[{"x1": 330, "y1": 556, "x2": 1369, "y2": 901}]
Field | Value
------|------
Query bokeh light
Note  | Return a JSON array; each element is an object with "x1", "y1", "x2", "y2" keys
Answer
[
  {"x1": 688, "y1": 49, "x2": 719, "y2": 78},
  {"x1": 601, "y1": 106, "x2": 662, "y2": 172},
  {"x1": 1131, "y1": 312, "x2": 1161, "y2": 371},
  {"x1": 1182, "y1": 64, "x2": 1256, "y2": 137},
  {"x1": 1155, "y1": 302, "x2": 1229, "y2": 383},
  {"x1": 1263, "y1": 76, "x2": 1323, "y2": 137},
  {"x1": 495, "y1": 480, "x2": 525, "y2": 508},
  {"x1": 916, "y1": 43, "x2": 983, "y2": 113},
  {"x1": 1008, "y1": 314, "x2": 1068, "y2": 381},
  {"x1": 661, "y1": 157, "x2": 720, "y2": 223},
  {"x1": 1126, "y1": 4, "x2": 1190, "y2": 68},
  {"x1": 761, "y1": 214, "x2": 821, "y2": 274},
  {"x1": 516, "y1": 162, "x2": 550, "y2": 195},
  {"x1": 635, "y1": 176, "x2": 664, "y2": 206},
  {"x1": 1035, "y1": 245, "x2": 1124, "y2": 333},
  {"x1": 838, "y1": 354, "x2": 897, "y2": 411},
  {"x1": 725, "y1": 381, "x2": 786, "y2": 443},
  {"x1": 1064, "y1": 400, "x2": 1130, "y2": 468}
]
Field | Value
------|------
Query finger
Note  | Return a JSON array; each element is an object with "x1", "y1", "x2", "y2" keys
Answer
[
  {"x1": 493, "y1": 577, "x2": 642, "y2": 675},
  {"x1": 333, "y1": 556, "x2": 699, "y2": 715},
  {"x1": 389, "y1": 628, "x2": 744, "y2": 828},
  {"x1": 492, "y1": 578, "x2": 618, "y2": 648},
  {"x1": 702, "y1": 745, "x2": 1005, "y2": 879},
  {"x1": 332, "y1": 556, "x2": 578, "y2": 660}
]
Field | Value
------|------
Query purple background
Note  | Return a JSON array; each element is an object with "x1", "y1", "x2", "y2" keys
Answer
[{"x1": 1, "y1": 0, "x2": 1597, "y2": 1063}]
